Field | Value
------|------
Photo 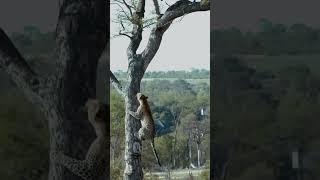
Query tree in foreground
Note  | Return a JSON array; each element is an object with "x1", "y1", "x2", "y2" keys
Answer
[
  {"x1": 110, "y1": 0, "x2": 210, "y2": 179},
  {"x1": 0, "y1": 0, "x2": 109, "y2": 179}
]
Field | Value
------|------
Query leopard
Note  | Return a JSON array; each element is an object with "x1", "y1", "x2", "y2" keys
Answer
[
  {"x1": 51, "y1": 98, "x2": 108, "y2": 180},
  {"x1": 128, "y1": 93, "x2": 161, "y2": 167}
]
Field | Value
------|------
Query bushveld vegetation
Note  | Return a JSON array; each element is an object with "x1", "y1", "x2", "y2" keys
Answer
[{"x1": 213, "y1": 20, "x2": 320, "y2": 180}]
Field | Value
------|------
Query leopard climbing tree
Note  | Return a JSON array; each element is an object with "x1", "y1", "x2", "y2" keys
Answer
[
  {"x1": 0, "y1": 0, "x2": 109, "y2": 179},
  {"x1": 110, "y1": 0, "x2": 210, "y2": 179}
]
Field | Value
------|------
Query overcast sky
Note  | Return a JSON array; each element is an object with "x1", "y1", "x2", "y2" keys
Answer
[
  {"x1": 0, "y1": 0, "x2": 58, "y2": 33},
  {"x1": 212, "y1": 0, "x2": 320, "y2": 30}
]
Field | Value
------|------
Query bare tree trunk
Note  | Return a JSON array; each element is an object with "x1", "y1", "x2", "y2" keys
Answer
[
  {"x1": 189, "y1": 130, "x2": 192, "y2": 168},
  {"x1": 123, "y1": 58, "x2": 144, "y2": 180},
  {"x1": 171, "y1": 108, "x2": 181, "y2": 169},
  {"x1": 173, "y1": 124, "x2": 178, "y2": 168},
  {"x1": 197, "y1": 143, "x2": 201, "y2": 168}
]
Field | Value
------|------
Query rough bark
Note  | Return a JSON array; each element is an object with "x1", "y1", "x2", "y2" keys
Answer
[
  {"x1": 123, "y1": 56, "x2": 144, "y2": 180},
  {"x1": 109, "y1": 58, "x2": 144, "y2": 180},
  {"x1": 0, "y1": 0, "x2": 109, "y2": 180},
  {"x1": 53, "y1": 1, "x2": 109, "y2": 179}
]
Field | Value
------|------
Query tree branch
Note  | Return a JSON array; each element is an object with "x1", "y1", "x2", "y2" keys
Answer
[
  {"x1": 127, "y1": 0, "x2": 145, "y2": 59},
  {"x1": 0, "y1": 28, "x2": 43, "y2": 97},
  {"x1": 117, "y1": 33, "x2": 132, "y2": 39},
  {"x1": 110, "y1": 70, "x2": 125, "y2": 96},
  {"x1": 118, "y1": 20, "x2": 132, "y2": 39},
  {"x1": 157, "y1": 0, "x2": 210, "y2": 28},
  {"x1": 112, "y1": 1, "x2": 132, "y2": 21},
  {"x1": 141, "y1": 0, "x2": 210, "y2": 71},
  {"x1": 122, "y1": 0, "x2": 133, "y2": 17},
  {"x1": 152, "y1": 0, "x2": 162, "y2": 17}
]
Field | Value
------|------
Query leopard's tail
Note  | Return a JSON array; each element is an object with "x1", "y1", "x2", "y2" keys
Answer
[{"x1": 150, "y1": 140, "x2": 162, "y2": 167}]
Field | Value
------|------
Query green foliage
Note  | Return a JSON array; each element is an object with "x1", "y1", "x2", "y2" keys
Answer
[
  {"x1": 0, "y1": 91, "x2": 49, "y2": 180},
  {"x1": 199, "y1": 169, "x2": 210, "y2": 180},
  {"x1": 110, "y1": 78, "x2": 210, "y2": 174},
  {"x1": 204, "y1": 160, "x2": 210, "y2": 169},
  {"x1": 213, "y1": 55, "x2": 320, "y2": 179},
  {"x1": 110, "y1": 166, "x2": 123, "y2": 180},
  {"x1": 10, "y1": 26, "x2": 55, "y2": 55},
  {"x1": 235, "y1": 163, "x2": 274, "y2": 180},
  {"x1": 154, "y1": 135, "x2": 174, "y2": 166},
  {"x1": 110, "y1": 89, "x2": 126, "y2": 175},
  {"x1": 212, "y1": 20, "x2": 320, "y2": 55}
]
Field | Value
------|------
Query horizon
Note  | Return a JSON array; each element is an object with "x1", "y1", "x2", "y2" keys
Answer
[
  {"x1": 113, "y1": 68, "x2": 210, "y2": 73},
  {"x1": 212, "y1": 19, "x2": 320, "y2": 32}
]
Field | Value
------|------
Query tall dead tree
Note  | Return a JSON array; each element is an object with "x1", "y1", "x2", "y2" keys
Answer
[
  {"x1": 0, "y1": 0, "x2": 109, "y2": 179},
  {"x1": 110, "y1": 0, "x2": 210, "y2": 179}
]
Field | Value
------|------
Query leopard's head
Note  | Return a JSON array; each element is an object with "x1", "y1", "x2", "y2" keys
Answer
[
  {"x1": 137, "y1": 93, "x2": 148, "y2": 104},
  {"x1": 84, "y1": 98, "x2": 108, "y2": 124}
]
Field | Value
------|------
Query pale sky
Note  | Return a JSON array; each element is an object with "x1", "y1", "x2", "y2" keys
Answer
[{"x1": 110, "y1": 1, "x2": 210, "y2": 72}]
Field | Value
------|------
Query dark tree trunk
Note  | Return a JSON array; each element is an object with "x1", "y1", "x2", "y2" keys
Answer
[
  {"x1": 49, "y1": 1, "x2": 109, "y2": 179},
  {"x1": 0, "y1": 0, "x2": 109, "y2": 180},
  {"x1": 212, "y1": 145, "x2": 233, "y2": 180}
]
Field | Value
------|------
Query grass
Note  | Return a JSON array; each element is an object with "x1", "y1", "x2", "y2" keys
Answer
[{"x1": 145, "y1": 168, "x2": 209, "y2": 180}]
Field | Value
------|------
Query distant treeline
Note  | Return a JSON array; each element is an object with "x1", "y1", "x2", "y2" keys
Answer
[
  {"x1": 10, "y1": 26, "x2": 55, "y2": 55},
  {"x1": 212, "y1": 18, "x2": 320, "y2": 55},
  {"x1": 114, "y1": 69, "x2": 210, "y2": 79}
]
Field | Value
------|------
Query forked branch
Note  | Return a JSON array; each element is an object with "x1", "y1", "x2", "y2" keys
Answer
[
  {"x1": 152, "y1": 0, "x2": 162, "y2": 17},
  {"x1": 141, "y1": 0, "x2": 210, "y2": 71},
  {"x1": 127, "y1": 0, "x2": 145, "y2": 59}
]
